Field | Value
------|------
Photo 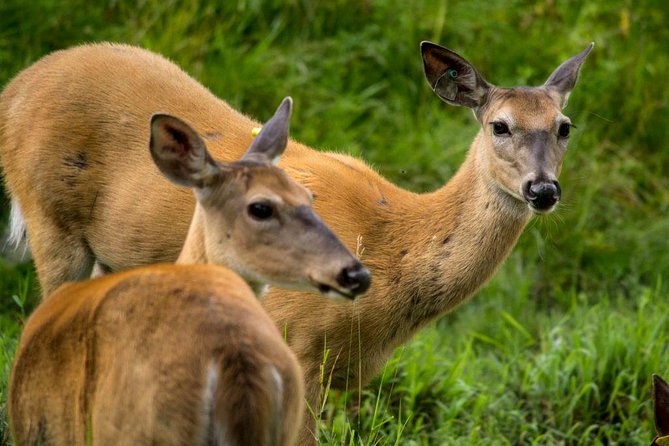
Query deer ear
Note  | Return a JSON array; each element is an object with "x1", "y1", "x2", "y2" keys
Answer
[
  {"x1": 242, "y1": 97, "x2": 292, "y2": 165},
  {"x1": 421, "y1": 41, "x2": 491, "y2": 112},
  {"x1": 544, "y1": 43, "x2": 594, "y2": 108},
  {"x1": 150, "y1": 114, "x2": 221, "y2": 189},
  {"x1": 654, "y1": 375, "x2": 669, "y2": 438}
]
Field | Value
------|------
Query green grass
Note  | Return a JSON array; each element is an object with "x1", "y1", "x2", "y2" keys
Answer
[
  {"x1": 318, "y1": 272, "x2": 669, "y2": 444},
  {"x1": 0, "y1": 260, "x2": 35, "y2": 444},
  {"x1": 1, "y1": 0, "x2": 668, "y2": 444}
]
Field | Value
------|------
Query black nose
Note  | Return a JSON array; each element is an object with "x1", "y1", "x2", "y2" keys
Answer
[
  {"x1": 336, "y1": 263, "x2": 371, "y2": 297},
  {"x1": 523, "y1": 180, "x2": 561, "y2": 211}
]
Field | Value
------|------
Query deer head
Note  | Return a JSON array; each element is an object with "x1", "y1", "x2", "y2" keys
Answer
[
  {"x1": 422, "y1": 42, "x2": 594, "y2": 214},
  {"x1": 150, "y1": 97, "x2": 370, "y2": 299}
]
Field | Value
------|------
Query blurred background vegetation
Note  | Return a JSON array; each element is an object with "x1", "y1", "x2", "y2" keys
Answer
[{"x1": 0, "y1": 0, "x2": 667, "y2": 444}]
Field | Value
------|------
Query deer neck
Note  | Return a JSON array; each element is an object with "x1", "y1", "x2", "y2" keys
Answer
[
  {"x1": 176, "y1": 203, "x2": 267, "y2": 297},
  {"x1": 378, "y1": 134, "x2": 533, "y2": 339},
  {"x1": 175, "y1": 204, "x2": 208, "y2": 265}
]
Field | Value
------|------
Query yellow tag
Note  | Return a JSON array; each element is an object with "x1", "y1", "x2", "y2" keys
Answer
[
  {"x1": 251, "y1": 127, "x2": 261, "y2": 137},
  {"x1": 656, "y1": 435, "x2": 669, "y2": 446}
]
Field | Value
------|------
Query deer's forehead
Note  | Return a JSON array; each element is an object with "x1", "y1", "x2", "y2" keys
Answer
[
  {"x1": 246, "y1": 169, "x2": 311, "y2": 204},
  {"x1": 486, "y1": 88, "x2": 562, "y2": 129}
]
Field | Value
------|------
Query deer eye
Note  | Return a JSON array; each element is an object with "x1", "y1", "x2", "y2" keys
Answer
[
  {"x1": 248, "y1": 202, "x2": 274, "y2": 220},
  {"x1": 558, "y1": 122, "x2": 572, "y2": 138},
  {"x1": 491, "y1": 121, "x2": 511, "y2": 136}
]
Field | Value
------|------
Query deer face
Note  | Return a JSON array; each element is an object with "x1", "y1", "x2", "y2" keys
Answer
[
  {"x1": 199, "y1": 163, "x2": 369, "y2": 298},
  {"x1": 421, "y1": 41, "x2": 593, "y2": 214},
  {"x1": 478, "y1": 87, "x2": 571, "y2": 213}
]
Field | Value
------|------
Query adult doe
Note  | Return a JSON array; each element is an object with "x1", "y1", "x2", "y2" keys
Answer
[
  {"x1": 9, "y1": 98, "x2": 368, "y2": 446},
  {"x1": 0, "y1": 42, "x2": 592, "y2": 443}
]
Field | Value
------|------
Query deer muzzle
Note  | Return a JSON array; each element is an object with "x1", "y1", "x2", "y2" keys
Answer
[{"x1": 523, "y1": 179, "x2": 561, "y2": 213}]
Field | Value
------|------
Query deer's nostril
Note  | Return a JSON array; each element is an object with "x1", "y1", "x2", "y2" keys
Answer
[
  {"x1": 336, "y1": 263, "x2": 371, "y2": 296},
  {"x1": 523, "y1": 180, "x2": 561, "y2": 211},
  {"x1": 530, "y1": 182, "x2": 557, "y2": 198},
  {"x1": 523, "y1": 180, "x2": 535, "y2": 198}
]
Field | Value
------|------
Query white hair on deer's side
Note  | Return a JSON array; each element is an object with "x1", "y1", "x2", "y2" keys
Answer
[
  {"x1": 7, "y1": 199, "x2": 27, "y2": 249},
  {"x1": 201, "y1": 361, "x2": 227, "y2": 445},
  {"x1": 269, "y1": 365, "x2": 284, "y2": 446},
  {"x1": 4, "y1": 198, "x2": 29, "y2": 252}
]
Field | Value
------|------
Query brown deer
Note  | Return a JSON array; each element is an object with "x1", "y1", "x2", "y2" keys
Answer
[
  {"x1": 653, "y1": 375, "x2": 669, "y2": 446},
  {"x1": 10, "y1": 264, "x2": 303, "y2": 446},
  {"x1": 0, "y1": 41, "x2": 592, "y2": 443},
  {"x1": 8, "y1": 97, "x2": 369, "y2": 445}
]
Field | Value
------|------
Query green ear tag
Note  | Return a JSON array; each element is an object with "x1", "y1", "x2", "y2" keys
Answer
[
  {"x1": 657, "y1": 435, "x2": 669, "y2": 446},
  {"x1": 448, "y1": 69, "x2": 458, "y2": 79}
]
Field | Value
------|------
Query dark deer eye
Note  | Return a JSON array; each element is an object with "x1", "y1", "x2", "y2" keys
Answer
[
  {"x1": 248, "y1": 202, "x2": 274, "y2": 220},
  {"x1": 558, "y1": 123, "x2": 572, "y2": 138},
  {"x1": 491, "y1": 121, "x2": 510, "y2": 136}
]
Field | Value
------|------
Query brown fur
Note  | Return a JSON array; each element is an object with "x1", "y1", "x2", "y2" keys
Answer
[
  {"x1": 9, "y1": 264, "x2": 304, "y2": 446},
  {"x1": 6, "y1": 96, "x2": 366, "y2": 444},
  {"x1": 0, "y1": 42, "x2": 588, "y2": 443},
  {"x1": 653, "y1": 375, "x2": 669, "y2": 445}
]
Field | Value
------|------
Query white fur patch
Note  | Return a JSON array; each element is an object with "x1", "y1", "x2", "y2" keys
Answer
[
  {"x1": 7, "y1": 199, "x2": 27, "y2": 249},
  {"x1": 270, "y1": 366, "x2": 283, "y2": 407},
  {"x1": 201, "y1": 362, "x2": 228, "y2": 445},
  {"x1": 268, "y1": 365, "x2": 284, "y2": 445},
  {"x1": 2, "y1": 200, "x2": 31, "y2": 262}
]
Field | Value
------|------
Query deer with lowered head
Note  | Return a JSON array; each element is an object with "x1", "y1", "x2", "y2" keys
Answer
[
  {"x1": 0, "y1": 41, "x2": 592, "y2": 443},
  {"x1": 8, "y1": 98, "x2": 369, "y2": 446}
]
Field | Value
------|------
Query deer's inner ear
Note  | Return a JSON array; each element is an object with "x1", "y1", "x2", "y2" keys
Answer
[
  {"x1": 420, "y1": 41, "x2": 491, "y2": 111},
  {"x1": 150, "y1": 114, "x2": 220, "y2": 188}
]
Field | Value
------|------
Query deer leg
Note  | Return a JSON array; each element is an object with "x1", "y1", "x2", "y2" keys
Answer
[{"x1": 26, "y1": 214, "x2": 94, "y2": 296}]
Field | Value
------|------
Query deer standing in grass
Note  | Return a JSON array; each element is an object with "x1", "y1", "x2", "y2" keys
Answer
[
  {"x1": 653, "y1": 375, "x2": 669, "y2": 446},
  {"x1": 8, "y1": 98, "x2": 369, "y2": 446},
  {"x1": 0, "y1": 41, "x2": 592, "y2": 444}
]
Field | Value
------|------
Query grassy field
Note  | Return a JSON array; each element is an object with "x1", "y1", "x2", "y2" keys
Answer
[{"x1": 1, "y1": 0, "x2": 668, "y2": 444}]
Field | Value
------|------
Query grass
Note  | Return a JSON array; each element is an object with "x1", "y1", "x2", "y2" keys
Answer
[
  {"x1": 318, "y1": 274, "x2": 669, "y2": 444},
  {"x1": 1, "y1": 0, "x2": 668, "y2": 444}
]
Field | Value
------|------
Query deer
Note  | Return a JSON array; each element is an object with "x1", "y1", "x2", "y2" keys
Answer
[
  {"x1": 0, "y1": 41, "x2": 593, "y2": 444},
  {"x1": 653, "y1": 375, "x2": 669, "y2": 446},
  {"x1": 8, "y1": 97, "x2": 370, "y2": 445}
]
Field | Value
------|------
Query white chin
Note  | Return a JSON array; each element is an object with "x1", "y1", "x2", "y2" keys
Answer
[
  {"x1": 324, "y1": 288, "x2": 355, "y2": 301},
  {"x1": 528, "y1": 203, "x2": 557, "y2": 214}
]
